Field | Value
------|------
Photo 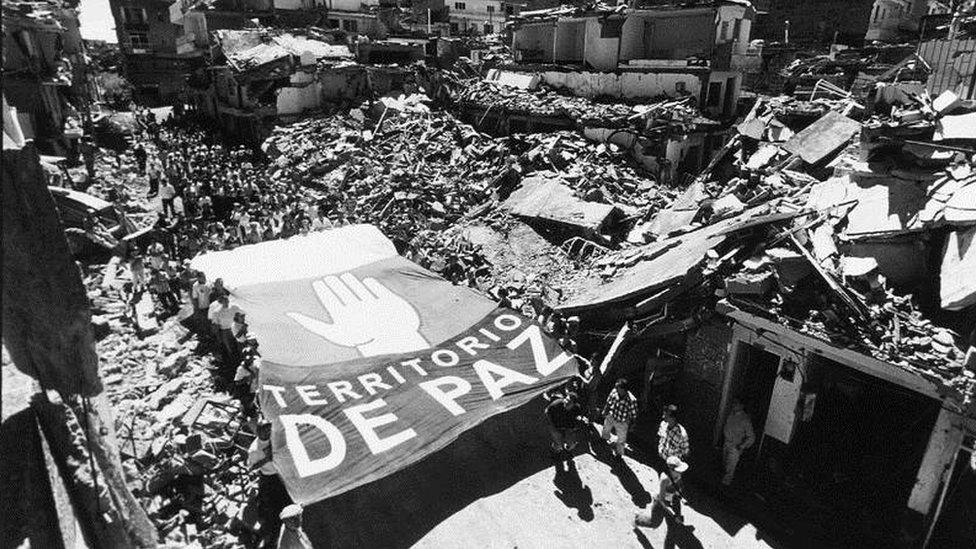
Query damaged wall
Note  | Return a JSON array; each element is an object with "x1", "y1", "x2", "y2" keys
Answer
[
  {"x1": 318, "y1": 68, "x2": 370, "y2": 100},
  {"x1": 619, "y1": 9, "x2": 714, "y2": 62},
  {"x1": 540, "y1": 69, "x2": 704, "y2": 100},
  {"x1": 276, "y1": 70, "x2": 322, "y2": 115},
  {"x1": 679, "y1": 318, "x2": 732, "y2": 471},
  {"x1": 554, "y1": 20, "x2": 584, "y2": 63},
  {"x1": 513, "y1": 21, "x2": 555, "y2": 62},
  {"x1": 583, "y1": 18, "x2": 619, "y2": 70}
]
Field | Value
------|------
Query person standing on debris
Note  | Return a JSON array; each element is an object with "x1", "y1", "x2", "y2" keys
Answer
[
  {"x1": 276, "y1": 504, "x2": 313, "y2": 549},
  {"x1": 133, "y1": 142, "x2": 148, "y2": 174},
  {"x1": 149, "y1": 268, "x2": 178, "y2": 313},
  {"x1": 601, "y1": 378, "x2": 638, "y2": 459},
  {"x1": 545, "y1": 390, "x2": 585, "y2": 463},
  {"x1": 128, "y1": 249, "x2": 147, "y2": 291},
  {"x1": 80, "y1": 137, "x2": 96, "y2": 180},
  {"x1": 216, "y1": 295, "x2": 243, "y2": 366},
  {"x1": 721, "y1": 399, "x2": 755, "y2": 486},
  {"x1": 658, "y1": 404, "x2": 690, "y2": 465},
  {"x1": 191, "y1": 272, "x2": 212, "y2": 329},
  {"x1": 159, "y1": 177, "x2": 177, "y2": 218},
  {"x1": 147, "y1": 156, "x2": 162, "y2": 197}
]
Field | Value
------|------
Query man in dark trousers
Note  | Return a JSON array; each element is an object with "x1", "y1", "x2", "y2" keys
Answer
[
  {"x1": 133, "y1": 142, "x2": 148, "y2": 174},
  {"x1": 545, "y1": 390, "x2": 584, "y2": 465}
]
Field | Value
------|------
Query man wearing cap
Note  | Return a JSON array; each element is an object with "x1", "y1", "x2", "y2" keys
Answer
[
  {"x1": 721, "y1": 399, "x2": 755, "y2": 486},
  {"x1": 655, "y1": 456, "x2": 688, "y2": 523},
  {"x1": 601, "y1": 378, "x2": 639, "y2": 458},
  {"x1": 658, "y1": 404, "x2": 690, "y2": 465},
  {"x1": 276, "y1": 504, "x2": 313, "y2": 549}
]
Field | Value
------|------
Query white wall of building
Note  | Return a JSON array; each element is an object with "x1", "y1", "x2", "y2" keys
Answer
[
  {"x1": 582, "y1": 18, "x2": 619, "y2": 70},
  {"x1": 449, "y1": 0, "x2": 504, "y2": 34},
  {"x1": 540, "y1": 69, "x2": 703, "y2": 99}
]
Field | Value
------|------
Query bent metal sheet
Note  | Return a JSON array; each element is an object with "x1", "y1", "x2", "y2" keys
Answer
[{"x1": 191, "y1": 225, "x2": 578, "y2": 504}]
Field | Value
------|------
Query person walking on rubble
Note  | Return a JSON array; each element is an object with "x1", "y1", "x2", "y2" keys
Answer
[
  {"x1": 658, "y1": 404, "x2": 690, "y2": 466},
  {"x1": 721, "y1": 399, "x2": 755, "y2": 486},
  {"x1": 133, "y1": 142, "x2": 148, "y2": 174},
  {"x1": 602, "y1": 378, "x2": 638, "y2": 459}
]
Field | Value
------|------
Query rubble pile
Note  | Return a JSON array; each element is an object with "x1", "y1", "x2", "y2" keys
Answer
[
  {"x1": 717, "y1": 89, "x2": 976, "y2": 404},
  {"x1": 457, "y1": 79, "x2": 637, "y2": 126},
  {"x1": 264, "y1": 107, "x2": 510, "y2": 229},
  {"x1": 262, "y1": 100, "x2": 674, "y2": 284},
  {"x1": 84, "y1": 268, "x2": 259, "y2": 547},
  {"x1": 505, "y1": 131, "x2": 674, "y2": 210}
]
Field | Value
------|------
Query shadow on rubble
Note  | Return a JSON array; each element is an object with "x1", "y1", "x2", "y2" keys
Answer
[{"x1": 301, "y1": 399, "x2": 556, "y2": 549}]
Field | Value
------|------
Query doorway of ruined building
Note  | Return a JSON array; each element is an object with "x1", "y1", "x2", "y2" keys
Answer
[
  {"x1": 757, "y1": 353, "x2": 942, "y2": 547},
  {"x1": 725, "y1": 341, "x2": 780, "y2": 439},
  {"x1": 723, "y1": 76, "x2": 736, "y2": 116}
]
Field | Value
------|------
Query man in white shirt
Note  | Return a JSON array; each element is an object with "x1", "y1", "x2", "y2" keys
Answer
[
  {"x1": 216, "y1": 295, "x2": 243, "y2": 364},
  {"x1": 159, "y1": 178, "x2": 177, "y2": 217},
  {"x1": 191, "y1": 272, "x2": 212, "y2": 331}
]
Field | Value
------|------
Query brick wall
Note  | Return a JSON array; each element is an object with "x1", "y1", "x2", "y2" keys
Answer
[{"x1": 677, "y1": 317, "x2": 732, "y2": 477}]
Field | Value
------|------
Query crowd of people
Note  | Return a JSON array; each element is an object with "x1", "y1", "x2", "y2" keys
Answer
[{"x1": 112, "y1": 116, "x2": 337, "y2": 548}]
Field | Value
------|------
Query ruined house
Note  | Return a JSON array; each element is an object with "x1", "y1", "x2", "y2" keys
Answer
[
  {"x1": 508, "y1": 0, "x2": 757, "y2": 120},
  {"x1": 2, "y1": 0, "x2": 88, "y2": 153},
  {"x1": 109, "y1": 0, "x2": 208, "y2": 104}
]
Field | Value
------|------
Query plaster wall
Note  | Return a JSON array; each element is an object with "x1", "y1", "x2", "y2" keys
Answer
[{"x1": 540, "y1": 70, "x2": 702, "y2": 99}]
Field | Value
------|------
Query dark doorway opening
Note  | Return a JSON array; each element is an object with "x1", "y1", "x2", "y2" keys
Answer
[{"x1": 730, "y1": 342, "x2": 779, "y2": 436}]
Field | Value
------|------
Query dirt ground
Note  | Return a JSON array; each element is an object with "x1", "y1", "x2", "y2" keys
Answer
[{"x1": 416, "y1": 449, "x2": 778, "y2": 549}]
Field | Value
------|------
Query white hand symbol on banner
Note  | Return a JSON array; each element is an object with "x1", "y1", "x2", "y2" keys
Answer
[{"x1": 288, "y1": 273, "x2": 428, "y2": 357}]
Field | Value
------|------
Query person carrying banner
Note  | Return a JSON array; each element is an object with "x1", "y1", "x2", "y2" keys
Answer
[
  {"x1": 249, "y1": 422, "x2": 291, "y2": 548},
  {"x1": 191, "y1": 272, "x2": 212, "y2": 331},
  {"x1": 545, "y1": 390, "x2": 584, "y2": 464},
  {"x1": 276, "y1": 504, "x2": 313, "y2": 549},
  {"x1": 601, "y1": 378, "x2": 638, "y2": 459}
]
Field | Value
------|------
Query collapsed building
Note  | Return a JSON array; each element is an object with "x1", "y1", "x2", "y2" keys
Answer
[
  {"x1": 507, "y1": 0, "x2": 757, "y2": 119},
  {"x1": 2, "y1": 0, "x2": 89, "y2": 153},
  {"x1": 6, "y1": 1, "x2": 976, "y2": 547},
  {"x1": 185, "y1": 28, "x2": 427, "y2": 144}
]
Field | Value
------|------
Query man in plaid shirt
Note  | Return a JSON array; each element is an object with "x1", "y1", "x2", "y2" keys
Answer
[
  {"x1": 602, "y1": 378, "x2": 638, "y2": 458},
  {"x1": 658, "y1": 404, "x2": 690, "y2": 463}
]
